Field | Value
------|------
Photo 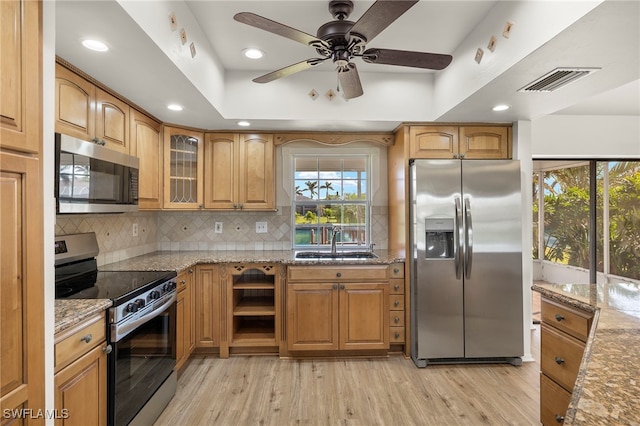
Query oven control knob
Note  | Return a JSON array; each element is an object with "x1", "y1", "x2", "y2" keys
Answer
[
  {"x1": 125, "y1": 302, "x2": 138, "y2": 313},
  {"x1": 149, "y1": 290, "x2": 161, "y2": 300},
  {"x1": 134, "y1": 298, "x2": 145, "y2": 309}
]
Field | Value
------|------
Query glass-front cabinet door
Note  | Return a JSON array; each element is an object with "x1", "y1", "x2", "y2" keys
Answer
[{"x1": 163, "y1": 126, "x2": 204, "y2": 209}]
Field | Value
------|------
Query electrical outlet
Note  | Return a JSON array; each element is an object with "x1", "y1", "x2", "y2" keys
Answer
[
  {"x1": 487, "y1": 36, "x2": 497, "y2": 52},
  {"x1": 214, "y1": 222, "x2": 223, "y2": 234},
  {"x1": 132, "y1": 223, "x2": 138, "y2": 237},
  {"x1": 256, "y1": 222, "x2": 268, "y2": 234}
]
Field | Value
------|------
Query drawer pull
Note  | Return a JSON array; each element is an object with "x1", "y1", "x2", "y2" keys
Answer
[
  {"x1": 555, "y1": 414, "x2": 565, "y2": 423},
  {"x1": 394, "y1": 300, "x2": 400, "y2": 307},
  {"x1": 80, "y1": 334, "x2": 93, "y2": 344},
  {"x1": 336, "y1": 272, "x2": 342, "y2": 278},
  {"x1": 394, "y1": 316, "x2": 400, "y2": 324},
  {"x1": 333, "y1": 284, "x2": 338, "y2": 290},
  {"x1": 393, "y1": 284, "x2": 400, "y2": 291},
  {"x1": 103, "y1": 344, "x2": 113, "y2": 354},
  {"x1": 555, "y1": 313, "x2": 565, "y2": 322},
  {"x1": 393, "y1": 268, "x2": 400, "y2": 274},
  {"x1": 394, "y1": 332, "x2": 400, "y2": 339},
  {"x1": 554, "y1": 356, "x2": 565, "y2": 365}
]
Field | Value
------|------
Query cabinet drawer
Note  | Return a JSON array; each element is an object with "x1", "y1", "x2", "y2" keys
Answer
[
  {"x1": 288, "y1": 265, "x2": 388, "y2": 282},
  {"x1": 390, "y1": 326, "x2": 405, "y2": 343},
  {"x1": 55, "y1": 312, "x2": 106, "y2": 372},
  {"x1": 389, "y1": 311, "x2": 405, "y2": 327},
  {"x1": 541, "y1": 298, "x2": 593, "y2": 342},
  {"x1": 389, "y1": 263, "x2": 404, "y2": 279},
  {"x1": 389, "y1": 278, "x2": 404, "y2": 295},
  {"x1": 389, "y1": 294, "x2": 404, "y2": 310},
  {"x1": 540, "y1": 373, "x2": 571, "y2": 426},
  {"x1": 540, "y1": 324, "x2": 585, "y2": 392}
]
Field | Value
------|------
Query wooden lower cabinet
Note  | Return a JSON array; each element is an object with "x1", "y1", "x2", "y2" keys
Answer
[
  {"x1": 54, "y1": 312, "x2": 108, "y2": 426},
  {"x1": 194, "y1": 264, "x2": 220, "y2": 350},
  {"x1": 287, "y1": 266, "x2": 389, "y2": 352},
  {"x1": 175, "y1": 268, "x2": 194, "y2": 371},
  {"x1": 539, "y1": 297, "x2": 594, "y2": 425}
]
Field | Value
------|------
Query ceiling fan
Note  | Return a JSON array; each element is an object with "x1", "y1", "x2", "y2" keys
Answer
[{"x1": 234, "y1": 0, "x2": 453, "y2": 99}]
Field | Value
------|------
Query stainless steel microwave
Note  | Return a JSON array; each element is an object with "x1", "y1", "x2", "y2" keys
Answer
[{"x1": 55, "y1": 133, "x2": 139, "y2": 213}]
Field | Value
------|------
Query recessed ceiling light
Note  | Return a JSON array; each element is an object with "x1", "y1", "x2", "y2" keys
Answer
[
  {"x1": 82, "y1": 39, "x2": 109, "y2": 52},
  {"x1": 237, "y1": 120, "x2": 251, "y2": 127},
  {"x1": 167, "y1": 104, "x2": 184, "y2": 111},
  {"x1": 492, "y1": 104, "x2": 510, "y2": 112},
  {"x1": 242, "y1": 48, "x2": 264, "y2": 59}
]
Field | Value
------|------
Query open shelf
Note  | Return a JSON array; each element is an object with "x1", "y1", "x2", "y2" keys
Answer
[{"x1": 229, "y1": 267, "x2": 278, "y2": 348}]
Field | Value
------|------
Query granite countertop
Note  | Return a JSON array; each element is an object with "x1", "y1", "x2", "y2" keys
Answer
[
  {"x1": 55, "y1": 298, "x2": 112, "y2": 334},
  {"x1": 532, "y1": 282, "x2": 640, "y2": 425},
  {"x1": 98, "y1": 249, "x2": 405, "y2": 272}
]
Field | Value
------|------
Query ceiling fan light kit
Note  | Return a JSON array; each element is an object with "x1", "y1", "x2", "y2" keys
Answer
[{"x1": 233, "y1": 0, "x2": 453, "y2": 99}]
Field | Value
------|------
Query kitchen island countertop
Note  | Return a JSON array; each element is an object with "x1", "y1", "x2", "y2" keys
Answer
[{"x1": 532, "y1": 282, "x2": 640, "y2": 425}]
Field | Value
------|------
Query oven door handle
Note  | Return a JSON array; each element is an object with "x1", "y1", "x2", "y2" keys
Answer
[{"x1": 111, "y1": 292, "x2": 176, "y2": 343}]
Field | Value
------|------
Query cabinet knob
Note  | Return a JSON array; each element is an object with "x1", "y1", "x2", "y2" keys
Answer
[
  {"x1": 393, "y1": 284, "x2": 400, "y2": 291},
  {"x1": 393, "y1": 268, "x2": 400, "y2": 274},
  {"x1": 189, "y1": 269, "x2": 193, "y2": 273},
  {"x1": 340, "y1": 284, "x2": 345, "y2": 290},
  {"x1": 394, "y1": 332, "x2": 400, "y2": 339},
  {"x1": 336, "y1": 272, "x2": 342, "y2": 278},
  {"x1": 394, "y1": 300, "x2": 400, "y2": 307},
  {"x1": 103, "y1": 344, "x2": 113, "y2": 354},
  {"x1": 180, "y1": 280, "x2": 186, "y2": 284},
  {"x1": 554, "y1": 356, "x2": 565, "y2": 365},
  {"x1": 333, "y1": 284, "x2": 338, "y2": 290},
  {"x1": 394, "y1": 316, "x2": 400, "y2": 324},
  {"x1": 80, "y1": 334, "x2": 93, "y2": 344},
  {"x1": 554, "y1": 414, "x2": 565, "y2": 423},
  {"x1": 555, "y1": 314, "x2": 565, "y2": 322}
]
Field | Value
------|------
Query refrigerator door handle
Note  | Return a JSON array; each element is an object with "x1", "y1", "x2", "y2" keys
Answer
[
  {"x1": 454, "y1": 196, "x2": 463, "y2": 279},
  {"x1": 464, "y1": 197, "x2": 473, "y2": 279}
]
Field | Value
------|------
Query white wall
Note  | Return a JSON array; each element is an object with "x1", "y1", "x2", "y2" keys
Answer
[{"x1": 532, "y1": 115, "x2": 640, "y2": 157}]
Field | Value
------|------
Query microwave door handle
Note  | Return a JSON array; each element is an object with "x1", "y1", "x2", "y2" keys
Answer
[
  {"x1": 454, "y1": 196, "x2": 463, "y2": 279},
  {"x1": 464, "y1": 197, "x2": 473, "y2": 279}
]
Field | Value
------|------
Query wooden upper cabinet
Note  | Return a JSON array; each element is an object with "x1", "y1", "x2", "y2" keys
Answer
[
  {"x1": 460, "y1": 126, "x2": 510, "y2": 159},
  {"x1": 55, "y1": 63, "x2": 96, "y2": 141},
  {"x1": 55, "y1": 63, "x2": 131, "y2": 153},
  {"x1": 0, "y1": 0, "x2": 40, "y2": 153},
  {"x1": 204, "y1": 133, "x2": 238, "y2": 209},
  {"x1": 204, "y1": 133, "x2": 275, "y2": 210},
  {"x1": 409, "y1": 126, "x2": 459, "y2": 159},
  {"x1": 130, "y1": 110, "x2": 163, "y2": 209},
  {"x1": 409, "y1": 125, "x2": 511, "y2": 159},
  {"x1": 163, "y1": 126, "x2": 204, "y2": 209},
  {"x1": 95, "y1": 88, "x2": 129, "y2": 153}
]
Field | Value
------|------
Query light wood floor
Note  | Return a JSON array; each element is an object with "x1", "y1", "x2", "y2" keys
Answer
[{"x1": 155, "y1": 326, "x2": 541, "y2": 426}]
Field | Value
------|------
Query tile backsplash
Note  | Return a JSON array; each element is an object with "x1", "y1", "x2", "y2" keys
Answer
[{"x1": 56, "y1": 206, "x2": 388, "y2": 266}]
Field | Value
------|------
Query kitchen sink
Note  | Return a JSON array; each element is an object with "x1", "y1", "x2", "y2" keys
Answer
[{"x1": 295, "y1": 251, "x2": 378, "y2": 259}]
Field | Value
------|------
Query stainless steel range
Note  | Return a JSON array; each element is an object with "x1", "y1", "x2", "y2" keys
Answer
[{"x1": 55, "y1": 232, "x2": 177, "y2": 426}]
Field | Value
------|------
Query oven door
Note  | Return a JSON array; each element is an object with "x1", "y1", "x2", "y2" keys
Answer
[{"x1": 108, "y1": 298, "x2": 176, "y2": 426}]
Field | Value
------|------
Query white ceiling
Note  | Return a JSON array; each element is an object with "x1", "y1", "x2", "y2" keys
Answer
[{"x1": 55, "y1": 0, "x2": 640, "y2": 132}]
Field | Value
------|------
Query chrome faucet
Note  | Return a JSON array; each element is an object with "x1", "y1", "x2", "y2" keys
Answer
[{"x1": 330, "y1": 226, "x2": 340, "y2": 254}]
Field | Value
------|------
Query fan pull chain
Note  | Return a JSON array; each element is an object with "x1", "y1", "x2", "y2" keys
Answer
[{"x1": 336, "y1": 72, "x2": 340, "y2": 93}]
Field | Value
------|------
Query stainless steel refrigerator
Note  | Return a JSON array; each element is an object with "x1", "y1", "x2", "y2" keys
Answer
[{"x1": 410, "y1": 159, "x2": 523, "y2": 367}]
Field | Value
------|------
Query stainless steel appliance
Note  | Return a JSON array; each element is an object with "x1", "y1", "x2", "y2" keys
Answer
[
  {"x1": 410, "y1": 159, "x2": 523, "y2": 367},
  {"x1": 55, "y1": 233, "x2": 177, "y2": 425},
  {"x1": 55, "y1": 133, "x2": 139, "y2": 213}
]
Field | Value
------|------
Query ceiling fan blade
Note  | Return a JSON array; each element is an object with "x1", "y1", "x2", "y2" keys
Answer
[
  {"x1": 362, "y1": 48, "x2": 453, "y2": 70},
  {"x1": 338, "y1": 63, "x2": 364, "y2": 99},
  {"x1": 347, "y1": 0, "x2": 419, "y2": 43},
  {"x1": 253, "y1": 58, "x2": 327, "y2": 84},
  {"x1": 234, "y1": 12, "x2": 329, "y2": 50}
]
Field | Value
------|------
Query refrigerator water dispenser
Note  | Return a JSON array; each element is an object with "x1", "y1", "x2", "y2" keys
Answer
[{"x1": 425, "y1": 218, "x2": 454, "y2": 259}]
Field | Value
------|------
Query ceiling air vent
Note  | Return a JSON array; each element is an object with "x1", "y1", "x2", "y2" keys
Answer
[{"x1": 518, "y1": 67, "x2": 600, "y2": 92}]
